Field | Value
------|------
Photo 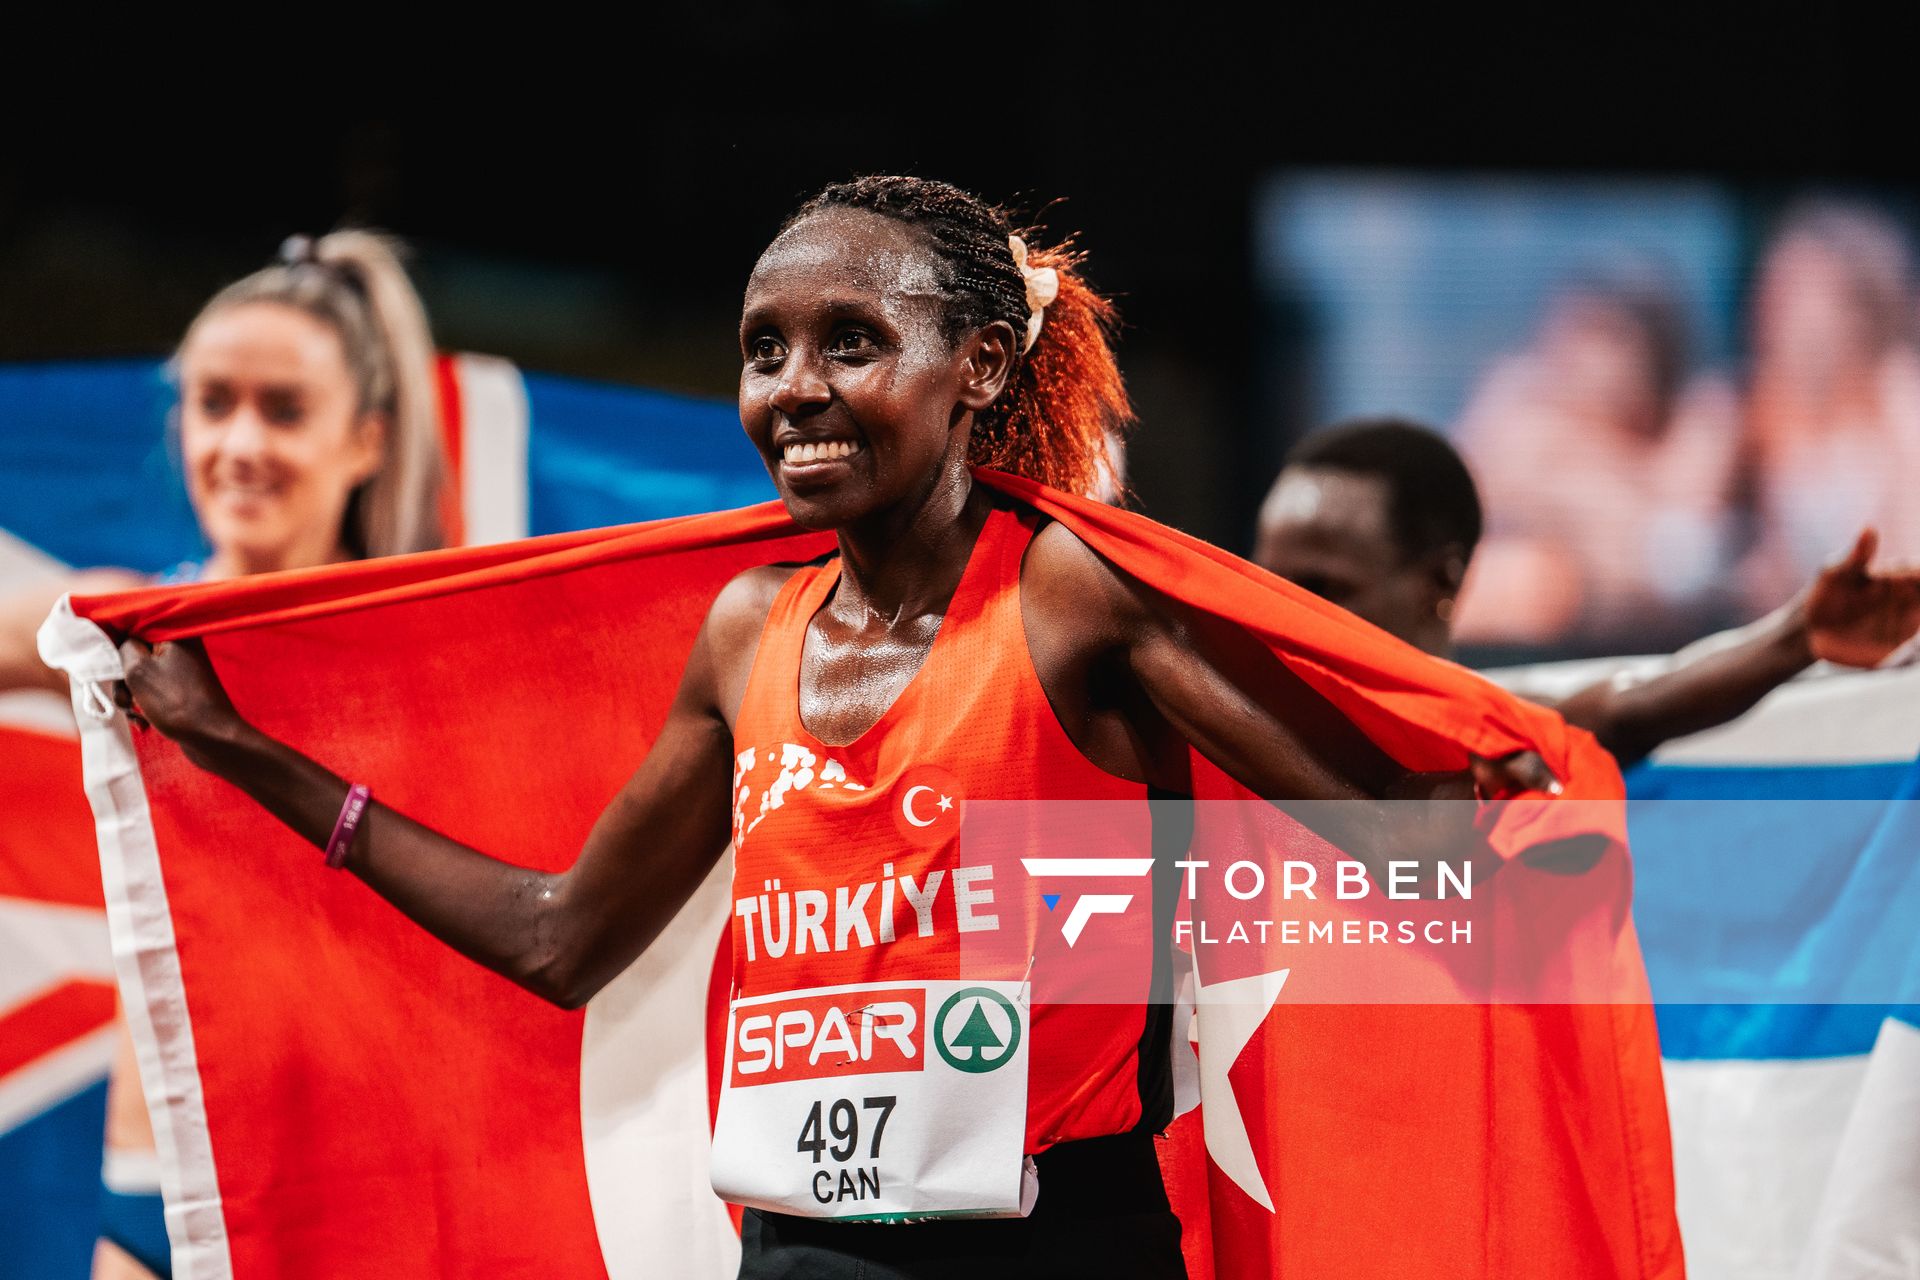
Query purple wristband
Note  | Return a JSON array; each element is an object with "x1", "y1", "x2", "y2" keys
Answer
[{"x1": 324, "y1": 783, "x2": 371, "y2": 869}]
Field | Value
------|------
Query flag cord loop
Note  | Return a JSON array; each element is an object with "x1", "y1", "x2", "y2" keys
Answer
[{"x1": 79, "y1": 680, "x2": 115, "y2": 722}]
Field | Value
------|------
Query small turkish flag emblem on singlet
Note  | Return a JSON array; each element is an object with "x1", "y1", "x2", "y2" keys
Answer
[{"x1": 891, "y1": 764, "x2": 966, "y2": 848}]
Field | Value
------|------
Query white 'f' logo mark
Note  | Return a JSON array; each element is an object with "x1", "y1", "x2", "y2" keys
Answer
[{"x1": 1020, "y1": 858, "x2": 1155, "y2": 946}]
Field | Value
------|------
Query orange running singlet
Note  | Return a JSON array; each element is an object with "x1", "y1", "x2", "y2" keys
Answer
[{"x1": 710, "y1": 503, "x2": 1178, "y2": 1221}]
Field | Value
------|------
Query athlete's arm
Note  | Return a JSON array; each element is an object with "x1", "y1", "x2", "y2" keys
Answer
[
  {"x1": 115, "y1": 567, "x2": 787, "y2": 1009},
  {"x1": 1023, "y1": 522, "x2": 1543, "y2": 876},
  {"x1": 1548, "y1": 529, "x2": 1920, "y2": 766}
]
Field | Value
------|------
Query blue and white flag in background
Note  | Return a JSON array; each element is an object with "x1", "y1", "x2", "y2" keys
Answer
[
  {"x1": 1632, "y1": 669, "x2": 1920, "y2": 1280},
  {"x1": 1497, "y1": 652, "x2": 1920, "y2": 1280}
]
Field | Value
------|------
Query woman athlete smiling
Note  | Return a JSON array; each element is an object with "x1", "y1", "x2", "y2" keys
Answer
[{"x1": 114, "y1": 177, "x2": 1544, "y2": 1279}]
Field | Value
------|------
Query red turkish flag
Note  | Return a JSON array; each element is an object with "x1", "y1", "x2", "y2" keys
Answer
[{"x1": 46, "y1": 471, "x2": 1677, "y2": 1278}]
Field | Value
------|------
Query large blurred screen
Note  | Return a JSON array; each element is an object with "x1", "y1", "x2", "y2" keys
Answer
[{"x1": 1260, "y1": 174, "x2": 1920, "y2": 658}]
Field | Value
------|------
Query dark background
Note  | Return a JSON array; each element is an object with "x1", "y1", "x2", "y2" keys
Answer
[{"x1": 1, "y1": 13, "x2": 1902, "y2": 554}]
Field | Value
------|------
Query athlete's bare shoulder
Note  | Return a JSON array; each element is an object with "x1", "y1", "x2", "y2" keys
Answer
[
  {"x1": 1015, "y1": 509, "x2": 1188, "y2": 784},
  {"x1": 707, "y1": 563, "x2": 804, "y2": 643},
  {"x1": 1020, "y1": 515, "x2": 1150, "y2": 654},
  {"x1": 701, "y1": 560, "x2": 817, "y2": 727}
]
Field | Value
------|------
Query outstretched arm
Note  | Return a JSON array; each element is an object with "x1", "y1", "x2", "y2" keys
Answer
[
  {"x1": 1026, "y1": 524, "x2": 1551, "y2": 879},
  {"x1": 116, "y1": 574, "x2": 775, "y2": 1009},
  {"x1": 1551, "y1": 529, "x2": 1920, "y2": 766}
]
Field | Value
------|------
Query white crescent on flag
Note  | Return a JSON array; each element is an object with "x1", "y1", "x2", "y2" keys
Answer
[{"x1": 900, "y1": 785, "x2": 939, "y2": 829}]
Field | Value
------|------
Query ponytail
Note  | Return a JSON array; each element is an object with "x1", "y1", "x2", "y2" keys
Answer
[
  {"x1": 785, "y1": 177, "x2": 1134, "y2": 499},
  {"x1": 309, "y1": 232, "x2": 445, "y2": 557},
  {"x1": 968, "y1": 239, "x2": 1131, "y2": 500},
  {"x1": 185, "y1": 229, "x2": 448, "y2": 559}
]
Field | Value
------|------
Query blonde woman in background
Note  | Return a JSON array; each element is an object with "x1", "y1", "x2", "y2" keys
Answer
[{"x1": 0, "y1": 231, "x2": 447, "y2": 1279}]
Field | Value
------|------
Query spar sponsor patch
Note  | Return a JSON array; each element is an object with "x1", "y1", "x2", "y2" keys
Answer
[
  {"x1": 728, "y1": 986, "x2": 925, "y2": 1088},
  {"x1": 712, "y1": 979, "x2": 1032, "y2": 1220}
]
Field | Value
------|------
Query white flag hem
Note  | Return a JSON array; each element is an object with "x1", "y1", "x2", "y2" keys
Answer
[{"x1": 38, "y1": 597, "x2": 234, "y2": 1280}]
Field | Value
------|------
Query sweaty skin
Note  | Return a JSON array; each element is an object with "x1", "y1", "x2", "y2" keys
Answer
[{"x1": 118, "y1": 209, "x2": 1520, "y2": 1012}]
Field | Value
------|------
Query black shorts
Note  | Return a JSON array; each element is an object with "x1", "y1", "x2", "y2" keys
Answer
[{"x1": 736, "y1": 1131, "x2": 1187, "y2": 1280}]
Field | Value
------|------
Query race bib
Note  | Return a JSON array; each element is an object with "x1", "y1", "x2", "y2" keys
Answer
[{"x1": 710, "y1": 979, "x2": 1033, "y2": 1221}]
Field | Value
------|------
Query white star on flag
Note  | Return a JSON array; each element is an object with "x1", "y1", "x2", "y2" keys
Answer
[{"x1": 1191, "y1": 963, "x2": 1290, "y2": 1212}]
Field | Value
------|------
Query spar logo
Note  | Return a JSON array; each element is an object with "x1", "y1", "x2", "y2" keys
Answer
[
  {"x1": 931, "y1": 987, "x2": 1022, "y2": 1074},
  {"x1": 730, "y1": 987, "x2": 924, "y2": 1087},
  {"x1": 1019, "y1": 857, "x2": 1154, "y2": 946}
]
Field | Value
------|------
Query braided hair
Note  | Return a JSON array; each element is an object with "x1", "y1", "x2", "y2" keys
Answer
[{"x1": 784, "y1": 176, "x2": 1132, "y2": 499}]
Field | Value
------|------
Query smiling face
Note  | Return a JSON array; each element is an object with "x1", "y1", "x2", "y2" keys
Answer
[
  {"x1": 738, "y1": 208, "x2": 1013, "y2": 530},
  {"x1": 178, "y1": 302, "x2": 385, "y2": 576}
]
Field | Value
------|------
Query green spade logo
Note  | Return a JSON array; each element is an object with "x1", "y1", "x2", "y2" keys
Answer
[{"x1": 932, "y1": 988, "x2": 1022, "y2": 1074}]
